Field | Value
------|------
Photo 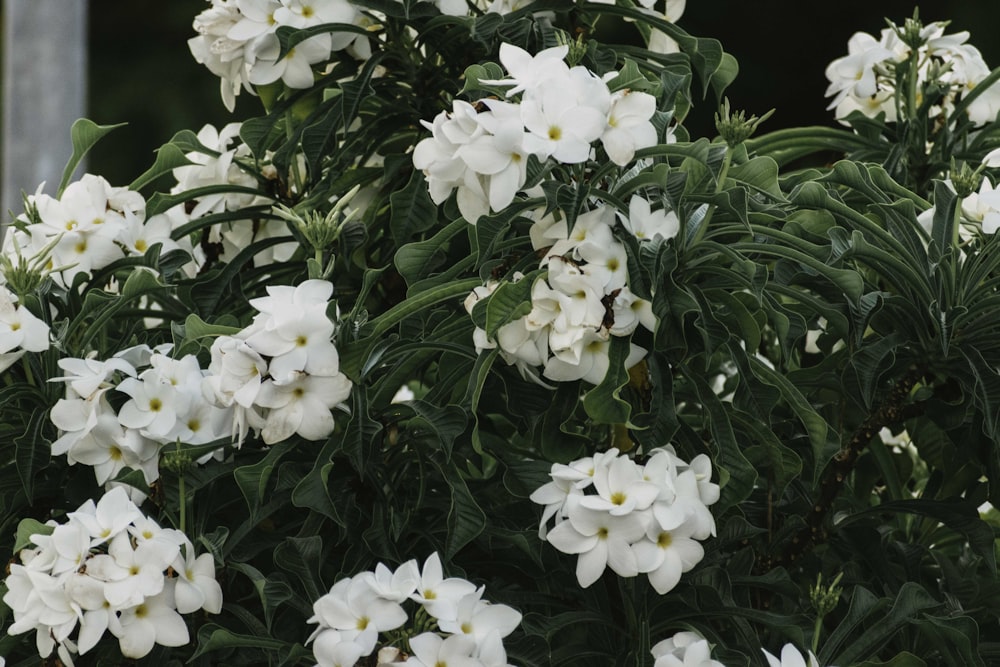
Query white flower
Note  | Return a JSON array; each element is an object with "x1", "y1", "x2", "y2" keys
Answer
[
  {"x1": 601, "y1": 89, "x2": 658, "y2": 166},
  {"x1": 520, "y1": 67, "x2": 610, "y2": 164},
  {"x1": 248, "y1": 31, "x2": 333, "y2": 88},
  {"x1": 651, "y1": 631, "x2": 724, "y2": 667},
  {"x1": 579, "y1": 455, "x2": 660, "y2": 516},
  {"x1": 762, "y1": 644, "x2": 822, "y2": 667},
  {"x1": 436, "y1": 587, "x2": 522, "y2": 646},
  {"x1": 633, "y1": 520, "x2": 704, "y2": 594},
  {"x1": 172, "y1": 537, "x2": 224, "y2": 614},
  {"x1": 256, "y1": 372, "x2": 352, "y2": 443},
  {"x1": 410, "y1": 552, "x2": 478, "y2": 621},
  {"x1": 483, "y1": 43, "x2": 570, "y2": 97},
  {"x1": 405, "y1": 632, "x2": 483, "y2": 667},
  {"x1": 67, "y1": 485, "x2": 142, "y2": 545},
  {"x1": 0, "y1": 287, "x2": 50, "y2": 355},
  {"x1": 109, "y1": 583, "x2": 190, "y2": 659},
  {"x1": 309, "y1": 576, "x2": 407, "y2": 654},
  {"x1": 624, "y1": 195, "x2": 680, "y2": 243},
  {"x1": 545, "y1": 494, "x2": 645, "y2": 587}
]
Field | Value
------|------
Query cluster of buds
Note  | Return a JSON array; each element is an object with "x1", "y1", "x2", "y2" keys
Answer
[
  {"x1": 2, "y1": 487, "x2": 221, "y2": 663},
  {"x1": 530, "y1": 446, "x2": 719, "y2": 592},
  {"x1": 307, "y1": 553, "x2": 521, "y2": 667}
]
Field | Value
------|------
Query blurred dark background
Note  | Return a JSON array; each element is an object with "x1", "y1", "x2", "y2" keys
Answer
[{"x1": 87, "y1": 1, "x2": 1000, "y2": 184}]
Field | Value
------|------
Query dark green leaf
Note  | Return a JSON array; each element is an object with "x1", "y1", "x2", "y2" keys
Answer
[{"x1": 59, "y1": 118, "x2": 126, "y2": 195}]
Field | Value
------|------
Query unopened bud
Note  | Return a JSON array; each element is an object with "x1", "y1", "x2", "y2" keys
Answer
[
  {"x1": 810, "y1": 572, "x2": 843, "y2": 617},
  {"x1": 715, "y1": 98, "x2": 774, "y2": 148},
  {"x1": 950, "y1": 158, "x2": 985, "y2": 199}
]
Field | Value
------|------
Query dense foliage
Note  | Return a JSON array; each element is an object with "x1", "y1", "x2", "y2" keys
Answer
[{"x1": 1, "y1": 2, "x2": 999, "y2": 665}]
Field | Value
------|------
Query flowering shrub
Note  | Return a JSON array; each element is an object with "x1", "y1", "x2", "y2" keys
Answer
[{"x1": 1, "y1": 2, "x2": 1000, "y2": 665}]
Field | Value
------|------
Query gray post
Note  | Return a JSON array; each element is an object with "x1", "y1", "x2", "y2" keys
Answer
[{"x1": 2, "y1": 0, "x2": 88, "y2": 229}]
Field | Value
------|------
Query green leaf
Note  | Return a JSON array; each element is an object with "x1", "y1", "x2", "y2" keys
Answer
[
  {"x1": 832, "y1": 583, "x2": 940, "y2": 666},
  {"x1": 273, "y1": 535, "x2": 325, "y2": 603},
  {"x1": 402, "y1": 399, "x2": 469, "y2": 460},
  {"x1": 13, "y1": 518, "x2": 53, "y2": 553},
  {"x1": 842, "y1": 498, "x2": 996, "y2": 574},
  {"x1": 582, "y1": 336, "x2": 634, "y2": 425},
  {"x1": 390, "y1": 169, "x2": 440, "y2": 244},
  {"x1": 191, "y1": 623, "x2": 286, "y2": 661},
  {"x1": 341, "y1": 386, "x2": 382, "y2": 473},
  {"x1": 466, "y1": 348, "x2": 499, "y2": 454},
  {"x1": 726, "y1": 156, "x2": 785, "y2": 201},
  {"x1": 820, "y1": 585, "x2": 885, "y2": 663},
  {"x1": 58, "y1": 118, "x2": 126, "y2": 195},
  {"x1": 395, "y1": 219, "x2": 466, "y2": 286},
  {"x1": 445, "y1": 463, "x2": 487, "y2": 559},
  {"x1": 683, "y1": 364, "x2": 757, "y2": 512},
  {"x1": 484, "y1": 271, "x2": 542, "y2": 338},
  {"x1": 556, "y1": 182, "x2": 592, "y2": 234},
  {"x1": 14, "y1": 408, "x2": 49, "y2": 502},
  {"x1": 460, "y1": 62, "x2": 507, "y2": 97},
  {"x1": 604, "y1": 58, "x2": 656, "y2": 93},
  {"x1": 129, "y1": 142, "x2": 193, "y2": 191},
  {"x1": 234, "y1": 441, "x2": 296, "y2": 518},
  {"x1": 857, "y1": 654, "x2": 927, "y2": 667},
  {"x1": 340, "y1": 52, "x2": 384, "y2": 129},
  {"x1": 746, "y1": 355, "x2": 834, "y2": 482}
]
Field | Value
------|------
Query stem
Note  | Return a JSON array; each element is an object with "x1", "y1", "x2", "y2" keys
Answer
[
  {"x1": 285, "y1": 108, "x2": 304, "y2": 196},
  {"x1": 812, "y1": 614, "x2": 823, "y2": 654},
  {"x1": 690, "y1": 146, "x2": 732, "y2": 247},
  {"x1": 177, "y1": 442, "x2": 187, "y2": 534}
]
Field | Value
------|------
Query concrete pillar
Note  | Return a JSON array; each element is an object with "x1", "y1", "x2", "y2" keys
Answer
[{"x1": 2, "y1": 0, "x2": 88, "y2": 230}]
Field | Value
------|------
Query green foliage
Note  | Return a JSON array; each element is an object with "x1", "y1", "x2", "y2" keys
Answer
[{"x1": 4, "y1": 4, "x2": 1000, "y2": 667}]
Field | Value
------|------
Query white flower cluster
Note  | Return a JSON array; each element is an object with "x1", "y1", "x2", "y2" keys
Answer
[
  {"x1": 825, "y1": 21, "x2": 1000, "y2": 125},
  {"x1": 3, "y1": 174, "x2": 184, "y2": 288},
  {"x1": 189, "y1": 0, "x2": 372, "y2": 111},
  {"x1": 307, "y1": 552, "x2": 521, "y2": 667},
  {"x1": 0, "y1": 286, "x2": 50, "y2": 373},
  {"x1": 652, "y1": 631, "x2": 725, "y2": 667},
  {"x1": 204, "y1": 278, "x2": 352, "y2": 444},
  {"x1": 50, "y1": 279, "x2": 351, "y2": 488},
  {"x1": 2, "y1": 487, "x2": 222, "y2": 664},
  {"x1": 413, "y1": 43, "x2": 659, "y2": 223},
  {"x1": 50, "y1": 343, "x2": 235, "y2": 487},
  {"x1": 466, "y1": 196, "x2": 677, "y2": 385},
  {"x1": 530, "y1": 446, "x2": 719, "y2": 592},
  {"x1": 167, "y1": 122, "x2": 297, "y2": 269}
]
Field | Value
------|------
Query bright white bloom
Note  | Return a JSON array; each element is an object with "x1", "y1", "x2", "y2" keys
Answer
[
  {"x1": 109, "y1": 583, "x2": 190, "y2": 659},
  {"x1": 483, "y1": 43, "x2": 570, "y2": 97},
  {"x1": 0, "y1": 287, "x2": 50, "y2": 357},
  {"x1": 601, "y1": 89, "x2": 658, "y2": 166},
  {"x1": 651, "y1": 631, "x2": 725, "y2": 667},
  {"x1": 405, "y1": 632, "x2": 483, "y2": 667},
  {"x1": 410, "y1": 552, "x2": 478, "y2": 621},
  {"x1": 763, "y1": 644, "x2": 823, "y2": 667},
  {"x1": 436, "y1": 587, "x2": 522, "y2": 645},
  {"x1": 256, "y1": 372, "x2": 352, "y2": 442},
  {"x1": 624, "y1": 195, "x2": 680, "y2": 243}
]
